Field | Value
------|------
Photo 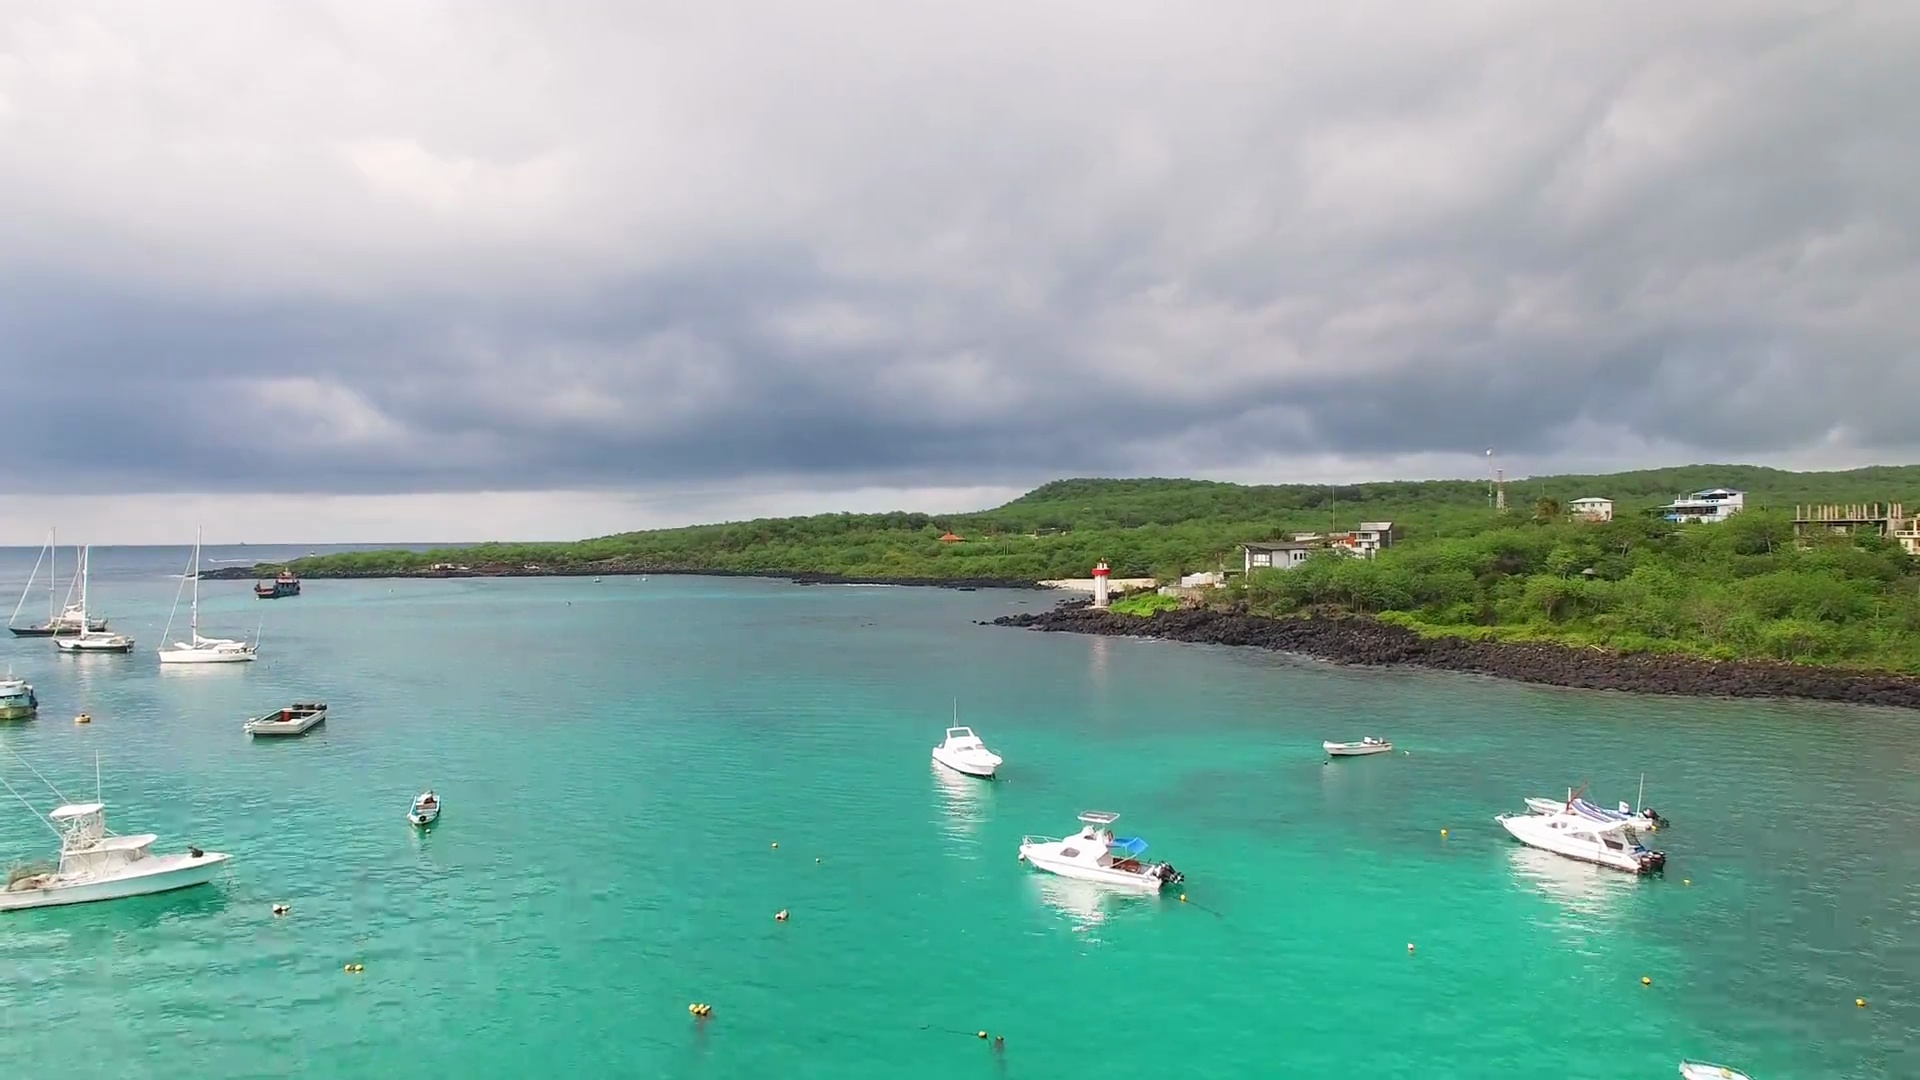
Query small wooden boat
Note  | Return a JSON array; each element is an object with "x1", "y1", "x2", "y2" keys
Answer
[
  {"x1": 244, "y1": 702, "x2": 327, "y2": 737},
  {"x1": 1323, "y1": 737, "x2": 1393, "y2": 757},
  {"x1": 407, "y1": 790, "x2": 440, "y2": 827},
  {"x1": 1680, "y1": 1060, "x2": 1753, "y2": 1080}
]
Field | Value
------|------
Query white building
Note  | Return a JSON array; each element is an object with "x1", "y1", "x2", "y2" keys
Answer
[
  {"x1": 1658, "y1": 488, "x2": 1745, "y2": 524},
  {"x1": 1568, "y1": 497, "x2": 1613, "y2": 522},
  {"x1": 1242, "y1": 541, "x2": 1320, "y2": 573},
  {"x1": 1347, "y1": 521, "x2": 1397, "y2": 558}
]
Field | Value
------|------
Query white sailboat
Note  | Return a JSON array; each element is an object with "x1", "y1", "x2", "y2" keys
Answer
[
  {"x1": 53, "y1": 548, "x2": 134, "y2": 654},
  {"x1": 158, "y1": 530, "x2": 257, "y2": 665},
  {"x1": 7, "y1": 529, "x2": 107, "y2": 637}
]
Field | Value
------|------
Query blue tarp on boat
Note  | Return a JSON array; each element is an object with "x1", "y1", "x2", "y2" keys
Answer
[{"x1": 1111, "y1": 836, "x2": 1148, "y2": 857}]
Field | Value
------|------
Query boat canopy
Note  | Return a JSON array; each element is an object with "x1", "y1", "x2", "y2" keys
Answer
[
  {"x1": 1110, "y1": 836, "x2": 1148, "y2": 857},
  {"x1": 49, "y1": 802, "x2": 105, "y2": 820},
  {"x1": 1078, "y1": 811, "x2": 1120, "y2": 827}
]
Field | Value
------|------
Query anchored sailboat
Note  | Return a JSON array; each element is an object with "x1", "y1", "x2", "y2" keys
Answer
[
  {"x1": 53, "y1": 548, "x2": 134, "y2": 654},
  {"x1": 7, "y1": 529, "x2": 108, "y2": 637},
  {"x1": 158, "y1": 529, "x2": 257, "y2": 665}
]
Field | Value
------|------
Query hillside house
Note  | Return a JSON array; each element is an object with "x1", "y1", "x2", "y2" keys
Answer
[
  {"x1": 1242, "y1": 540, "x2": 1321, "y2": 573},
  {"x1": 1341, "y1": 521, "x2": 1398, "y2": 558},
  {"x1": 1656, "y1": 488, "x2": 1745, "y2": 524},
  {"x1": 1568, "y1": 497, "x2": 1613, "y2": 522}
]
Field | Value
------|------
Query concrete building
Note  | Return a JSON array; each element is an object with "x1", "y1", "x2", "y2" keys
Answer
[
  {"x1": 1242, "y1": 541, "x2": 1321, "y2": 573},
  {"x1": 1657, "y1": 488, "x2": 1745, "y2": 524},
  {"x1": 1568, "y1": 497, "x2": 1613, "y2": 522},
  {"x1": 1794, "y1": 503, "x2": 1920, "y2": 556},
  {"x1": 1344, "y1": 521, "x2": 1398, "y2": 558}
]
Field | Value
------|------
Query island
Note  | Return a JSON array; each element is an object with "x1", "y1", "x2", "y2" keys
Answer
[{"x1": 207, "y1": 463, "x2": 1920, "y2": 697}]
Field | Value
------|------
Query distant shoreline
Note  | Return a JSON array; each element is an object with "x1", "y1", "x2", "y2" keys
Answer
[
  {"x1": 197, "y1": 563, "x2": 1047, "y2": 591},
  {"x1": 990, "y1": 603, "x2": 1920, "y2": 711}
]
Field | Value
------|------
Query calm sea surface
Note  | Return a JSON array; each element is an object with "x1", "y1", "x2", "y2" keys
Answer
[{"x1": 0, "y1": 547, "x2": 1915, "y2": 1078}]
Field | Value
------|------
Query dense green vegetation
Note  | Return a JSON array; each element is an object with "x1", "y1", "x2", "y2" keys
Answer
[
  {"x1": 279, "y1": 463, "x2": 1920, "y2": 671},
  {"x1": 1236, "y1": 510, "x2": 1920, "y2": 673}
]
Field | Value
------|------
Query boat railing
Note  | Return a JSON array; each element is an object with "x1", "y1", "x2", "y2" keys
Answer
[{"x1": 1020, "y1": 834, "x2": 1062, "y2": 847}]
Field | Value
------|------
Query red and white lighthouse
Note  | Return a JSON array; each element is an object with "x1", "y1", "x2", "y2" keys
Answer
[{"x1": 1092, "y1": 560, "x2": 1111, "y2": 608}]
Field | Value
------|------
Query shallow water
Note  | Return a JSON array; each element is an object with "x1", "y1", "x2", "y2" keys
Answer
[{"x1": 0, "y1": 557, "x2": 1914, "y2": 1078}]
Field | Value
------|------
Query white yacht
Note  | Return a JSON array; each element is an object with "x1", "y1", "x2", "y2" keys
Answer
[
  {"x1": 1324, "y1": 737, "x2": 1393, "y2": 756},
  {"x1": 1018, "y1": 811, "x2": 1184, "y2": 891},
  {"x1": 408, "y1": 790, "x2": 440, "y2": 827},
  {"x1": 0, "y1": 673, "x2": 37, "y2": 720},
  {"x1": 931, "y1": 717, "x2": 1002, "y2": 779},
  {"x1": 52, "y1": 548, "x2": 134, "y2": 654},
  {"x1": 244, "y1": 702, "x2": 327, "y2": 737},
  {"x1": 1496, "y1": 810, "x2": 1666, "y2": 875},
  {"x1": 1, "y1": 800, "x2": 229, "y2": 911},
  {"x1": 158, "y1": 530, "x2": 258, "y2": 665}
]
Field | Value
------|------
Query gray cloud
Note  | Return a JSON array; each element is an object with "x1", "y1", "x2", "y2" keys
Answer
[{"x1": 1, "y1": 0, "x2": 1916, "y2": 501}]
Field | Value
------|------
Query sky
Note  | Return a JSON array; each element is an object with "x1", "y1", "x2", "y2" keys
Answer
[{"x1": 1, "y1": 1, "x2": 1915, "y2": 544}]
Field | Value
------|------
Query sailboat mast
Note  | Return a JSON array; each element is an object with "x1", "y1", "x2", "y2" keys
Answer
[
  {"x1": 189, "y1": 528, "x2": 201, "y2": 643},
  {"x1": 47, "y1": 526, "x2": 56, "y2": 623}
]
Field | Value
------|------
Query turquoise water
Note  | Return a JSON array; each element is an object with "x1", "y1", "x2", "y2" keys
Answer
[{"x1": 0, "y1": 562, "x2": 1915, "y2": 1078}]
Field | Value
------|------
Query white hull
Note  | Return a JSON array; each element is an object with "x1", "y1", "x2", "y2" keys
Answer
[
  {"x1": 158, "y1": 648, "x2": 256, "y2": 664},
  {"x1": 0, "y1": 851, "x2": 228, "y2": 911},
  {"x1": 246, "y1": 708, "x2": 326, "y2": 736},
  {"x1": 1018, "y1": 847, "x2": 1169, "y2": 891},
  {"x1": 1680, "y1": 1062, "x2": 1752, "y2": 1080},
  {"x1": 408, "y1": 808, "x2": 439, "y2": 826},
  {"x1": 1497, "y1": 814, "x2": 1663, "y2": 875},
  {"x1": 931, "y1": 747, "x2": 999, "y2": 778},
  {"x1": 55, "y1": 638, "x2": 134, "y2": 653},
  {"x1": 1324, "y1": 741, "x2": 1392, "y2": 756}
]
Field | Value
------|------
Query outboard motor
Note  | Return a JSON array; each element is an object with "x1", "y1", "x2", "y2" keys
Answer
[
  {"x1": 1638, "y1": 850, "x2": 1666, "y2": 874},
  {"x1": 1156, "y1": 863, "x2": 1184, "y2": 885}
]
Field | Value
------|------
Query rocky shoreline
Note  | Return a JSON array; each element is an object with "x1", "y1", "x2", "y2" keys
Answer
[
  {"x1": 197, "y1": 562, "x2": 1042, "y2": 591},
  {"x1": 990, "y1": 604, "x2": 1920, "y2": 710}
]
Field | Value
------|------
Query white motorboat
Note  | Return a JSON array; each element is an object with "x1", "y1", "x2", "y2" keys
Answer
[
  {"x1": 1496, "y1": 810, "x2": 1666, "y2": 875},
  {"x1": 0, "y1": 673, "x2": 37, "y2": 720},
  {"x1": 1680, "y1": 1061, "x2": 1753, "y2": 1080},
  {"x1": 407, "y1": 790, "x2": 440, "y2": 827},
  {"x1": 1324, "y1": 737, "x2": 1393, "y2": 756},
  {"x1": 931, "y1": 714, "x2": 1003, "y2": 779},
  {"x1": 0, "y1": 800, "x2": 229, "y2": 911},
  {"x1": 244, "y1": 702, "x2": 327, "y2": 737},
  {"x1": 159, "y1": 530, "x2": 258, "y2": 665},
  {"x1": 52, "y1": 548, "x2": 134, "y2": 654},
  {"x1": 1018, "y1": 811, "x2": 1184, "y2": 891}
]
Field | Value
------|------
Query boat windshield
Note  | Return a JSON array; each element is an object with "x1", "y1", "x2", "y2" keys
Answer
[{"x1": 945, "y1": 727, "x2": 974, "y2": 740}]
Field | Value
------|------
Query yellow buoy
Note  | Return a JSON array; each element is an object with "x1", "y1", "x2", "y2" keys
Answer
[
  {"x1": 1856, "y1": 998, "x2": 1867, "y2": 1008},
  {"x1": 1407, "y1": 943, "x2": 1415, "y2": 953},
  {"x1": 1439, "y1": 828, "x2": 1448, "y2": 837},
  {"x1": 770, "y1": 842, "x2": 778, "y2": 849},
  {"x1": 976, "y1": 1030, "x2": 987, "y2": 1039},
  {"x1": 344, "y1": 963, "x2": 363, "y2": 973},
  {"x1": 1641, "y1": 976, "x2": 1651, "y2": 986},
  {"x1": 1178, "y1": 894, "x2": 1187, "y2": 903},
  {"x1": 1684, "y1": 878, "x2": 1692, "y2": 886},
  {"x1": 74, "y1": 713, "x2": 91, "y2": 724}
]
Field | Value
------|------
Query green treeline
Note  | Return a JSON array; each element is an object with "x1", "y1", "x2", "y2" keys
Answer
[{"x1": 280, "y1": 464, "x2": 1920, "y2": 670}]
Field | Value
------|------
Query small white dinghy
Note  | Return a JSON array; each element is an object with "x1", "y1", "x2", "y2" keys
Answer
[
  {"x1": 932, "y1": 717, "x2": 1002, "y2": 779},
  {"x1": 1680, "y1": 1061, "x2": 1753, "y2": 1080},
  {"x1": 244, "y1": 702, "x2": 327, "y2": 737},
  {"x1": 1323, "y1": 737, "x2": 1393, "y2": 757},
  {"x1": 407, "y1": 790, "x2": 440, "y2": 827}
]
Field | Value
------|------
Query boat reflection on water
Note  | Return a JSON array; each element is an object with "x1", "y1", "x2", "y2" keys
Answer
[
  {"x1": 932, "y1": 762, "x2": 990, "y2": 840},
  {"x1": 1506, "y1": 845, "x2": 1641, "y2": 922},
  {"x1": 1028, "y1": 874, "x2": 1158, "y2": 939}
]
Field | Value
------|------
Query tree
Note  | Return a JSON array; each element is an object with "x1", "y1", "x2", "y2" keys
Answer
[{"x1": 1534, "y1": 496, "x2": 1563, "y2": 521}]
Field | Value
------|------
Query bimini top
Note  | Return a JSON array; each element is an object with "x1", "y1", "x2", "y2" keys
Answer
[
  {"x1": 49, "y1": 802, "x2": 105, "y2": 820},
  {"x1": 1110, "y1": 836, "x2": 1149, "y2": 857},
  {"x1": 1077, "y1": 811, "x2": 1120, "y2": 827}
]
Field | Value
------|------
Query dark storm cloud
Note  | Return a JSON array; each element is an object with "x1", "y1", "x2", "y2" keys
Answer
[{"x1": 1, "y1": 0, "x2": 1916, "y2": 498}]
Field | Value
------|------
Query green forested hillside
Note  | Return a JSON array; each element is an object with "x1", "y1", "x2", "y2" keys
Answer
[{"x1": 288, "y1": 464, "x2": 1920, "y2": 584}]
